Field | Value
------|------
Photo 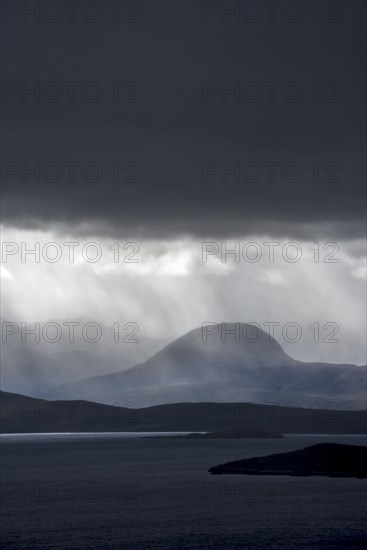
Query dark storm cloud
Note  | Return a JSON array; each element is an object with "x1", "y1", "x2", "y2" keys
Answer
[{"x1": 0, "y1": 0, "x2": 365, "y2": 238}]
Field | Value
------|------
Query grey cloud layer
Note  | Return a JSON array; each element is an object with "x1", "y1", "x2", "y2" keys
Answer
[{"x1": 1, "y1": 0, "x2": 366, "y2": 238}]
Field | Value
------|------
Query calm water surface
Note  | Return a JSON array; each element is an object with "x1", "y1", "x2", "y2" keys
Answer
[{"x1": 1, "y1": 434, "x2": 366, "y2": 549}]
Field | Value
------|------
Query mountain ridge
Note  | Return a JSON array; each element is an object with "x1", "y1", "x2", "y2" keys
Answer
[{"x1": 42, "y1": 323, "x2": 366, "y2": 409}]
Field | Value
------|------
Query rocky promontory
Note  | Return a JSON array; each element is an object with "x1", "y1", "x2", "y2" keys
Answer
[{"x1": 209, "y1": 443, "x2": 367, "y2": 478}]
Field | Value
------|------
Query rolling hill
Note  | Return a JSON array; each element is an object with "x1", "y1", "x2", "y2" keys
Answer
[{"x1": 1, "y1": 390, "x2": 366, "y2": 434}]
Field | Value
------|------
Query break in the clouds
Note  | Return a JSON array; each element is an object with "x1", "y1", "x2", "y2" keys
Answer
[{"x1": 1, "y1": 0, "x2": 366, "y2": 239}]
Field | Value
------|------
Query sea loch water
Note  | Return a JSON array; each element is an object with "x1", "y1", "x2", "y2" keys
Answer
[{"x1": 1, "y1": 434, "x2": 366, "y2": 549}]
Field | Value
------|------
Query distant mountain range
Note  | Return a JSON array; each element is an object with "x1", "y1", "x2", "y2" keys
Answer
[
  {"x1": 40, "y1": 323, "x2": 366, "y2": 409},
  {"x1": 1, "y1": 391, "x2": 366, "y2": 434}
]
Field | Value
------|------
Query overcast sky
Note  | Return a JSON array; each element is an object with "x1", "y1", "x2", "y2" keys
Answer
[{"x1": 1, "y1": 1, "x2": 366, "y2": 364}]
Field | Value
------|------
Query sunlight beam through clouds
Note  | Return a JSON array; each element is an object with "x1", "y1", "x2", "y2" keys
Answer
[{"x1": 1, "y1": 226, "x2": 366, "y2": 365}]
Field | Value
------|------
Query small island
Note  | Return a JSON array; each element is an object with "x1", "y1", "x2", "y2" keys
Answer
[
  {"x1": 145, "y1": 427, "x2": 283, "y2": 439},
  {"x1": 209, "y1": 443, "x2": 367, "y2": 478}
]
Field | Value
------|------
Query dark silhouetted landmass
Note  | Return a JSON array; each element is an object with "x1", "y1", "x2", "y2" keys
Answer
[
  {"x1": 1, "y1": 391, "x2": 366, "y2": 435},
  {"x1": 209, "y1": 443, "x2": 367, "y2": 478}
]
